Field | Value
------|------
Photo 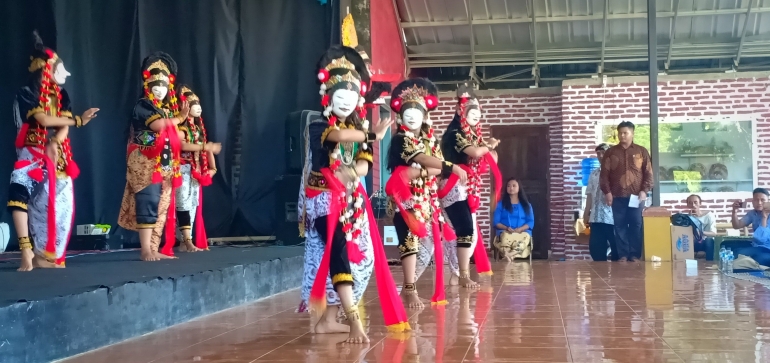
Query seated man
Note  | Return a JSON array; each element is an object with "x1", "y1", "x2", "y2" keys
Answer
[
  {"x1": 729, "y1": 188, "x2": 770, "y2": 266},
  {"x1": 686, "y1": 194, "x2": 716, "y2": 260}
]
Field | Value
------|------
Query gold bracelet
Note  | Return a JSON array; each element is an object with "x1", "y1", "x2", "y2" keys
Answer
[
  {"x1": 200, "y1": 144, "x2": 205, "y2": 152},
  {"x1": 420, "y1": 169, "x2": 428, "y2": 178},
  {"x1": 75, "y1": 116, "x2": 83, "y2": 128},
  {"x1": 18, "y1": 236, "x2": 33, "y2": 250},
  {"x1": 345, "y1": 306, "x2": 361, "y2": 321}
]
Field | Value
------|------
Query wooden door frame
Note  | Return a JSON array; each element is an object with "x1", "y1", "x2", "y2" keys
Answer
[{"x1": 490, "y1": 124, "x2": 552, "y2": 258}]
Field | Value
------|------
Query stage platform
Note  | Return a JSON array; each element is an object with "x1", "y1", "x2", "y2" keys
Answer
[{"x1": 0, "y1": 245, "x2": 305, "y2": 363}]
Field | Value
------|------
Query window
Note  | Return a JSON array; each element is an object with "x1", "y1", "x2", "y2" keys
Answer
[{"x1": 600, "y1": 120, "x2": 755, "y2": 195}]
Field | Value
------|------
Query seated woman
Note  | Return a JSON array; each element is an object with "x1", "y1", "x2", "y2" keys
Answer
[
  {"x1": 730, "y1": 188, "x2": 770, "y2": 267},
  {"x1": 493, "y1": 178, "x2": 534, "y2": 262},
  {"x1": 686, "y1": 194, "x2": 717, "y2": 260}
]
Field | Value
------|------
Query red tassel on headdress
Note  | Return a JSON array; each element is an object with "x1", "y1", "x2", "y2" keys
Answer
[
  {"x1": 474, "y1": 224, "x2": 493, "y2": 276},
  {"x1": 194, "y1": 186, "x2": 208, "y2": 250},
  {"x1": 385, "y1": 166, "x2": 428, "y2": 238},
  {"x1": 361, "y1": 184, "x2": 410, "y2": 332}
]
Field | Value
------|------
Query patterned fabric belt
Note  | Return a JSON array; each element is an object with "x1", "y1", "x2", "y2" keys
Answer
[{"x1": 133, "y1": 130, "x2": 157, "y2": 147}]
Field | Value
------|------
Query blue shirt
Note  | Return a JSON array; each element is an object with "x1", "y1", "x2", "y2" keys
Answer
[
  {"x1": 743, "y1": 210, "x2": 770, "y2": 248},
  {"x1": 493, "y1": 201, "x2": 535, "y2": 236}
]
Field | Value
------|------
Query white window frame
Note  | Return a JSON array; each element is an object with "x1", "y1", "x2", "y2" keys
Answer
[{"x1": 594, "y1": 114, "x2": 758, "y2": 201}]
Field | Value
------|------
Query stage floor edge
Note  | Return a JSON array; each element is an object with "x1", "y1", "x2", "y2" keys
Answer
[{"x1": 0, "y1": 245, "x2": 305, "y2": 363}]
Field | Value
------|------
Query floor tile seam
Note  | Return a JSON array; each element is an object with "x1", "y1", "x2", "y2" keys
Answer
[
  {"x1": 148, "y1": 290, "x2": 349, "y2": 363},
  {"x1": 457, "y1": 264, "x2": 508, "y2": 363},
  {"x1": 248, "y1": 332, "x2": 310, "y2": 363},
  {"x1": 550, "y1": 261, "x2": 573, "y2": 362}
]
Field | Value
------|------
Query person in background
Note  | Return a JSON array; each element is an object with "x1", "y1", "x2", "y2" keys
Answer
[
  {"x1": 686, "y1": 194, "x2": 716, "y2": 260},
  {"x1": 729, "y1": 188, "x2": 770, "y2": 266},
  {"x1": 600, "y1": 121, "x2": 653, "y2": 262},
  {"x1": 583, "y1": 143, "x2": 617, "y2": 261},
  {"x1": 493, "y1": 178, "x2": 534, "y2": 262}
]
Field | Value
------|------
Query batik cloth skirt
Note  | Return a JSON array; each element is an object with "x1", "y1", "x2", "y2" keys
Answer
[
  {"x1": 118, "y1": 149, "x2": 173, "y2": 252},
  {"x1": 299, "y1": 191, "x2": 374, "y2": 307},
  {"x1": 175, "y1": 163, "x2": 200, "y2": 238},
  {"x1": 439, "y1": 180, "x2": 478, "y2": 277},
  {"x1": 8, "y1": 147, "x2": 73, "y2": 264}
]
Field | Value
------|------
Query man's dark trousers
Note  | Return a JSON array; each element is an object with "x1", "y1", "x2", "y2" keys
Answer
[{"x1": 611, "y1": 197, "x2": 643, "y2": 260}]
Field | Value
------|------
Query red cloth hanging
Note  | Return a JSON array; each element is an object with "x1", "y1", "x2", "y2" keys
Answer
[{"x1": 194, "y1": 185, "x2": 208, "y2": 250}]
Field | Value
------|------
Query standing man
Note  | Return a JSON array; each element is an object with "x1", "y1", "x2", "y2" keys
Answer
[
  {"x1": 600, "y1": 122, "x2": 653, "y2": 262},
  {"x1": 584, "y1": 143, "x2": 617, "y2": 261}
]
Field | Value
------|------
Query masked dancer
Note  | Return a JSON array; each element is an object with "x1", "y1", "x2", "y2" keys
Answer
[
  {"x1": 9, "y1": 31, "x2": 99, "y2": 271},
  {"x1": 297, "y1": 45, "x2": 409, "y2": 343},
  {"x1": 385, "y1": 78, "x2": 466, "y2": 309},
  {"x1": 439, "y1": 84, "x2": 501, "y2": 288},
  {"x1": 118, "y1": 52, "x2": 188, "y2": 262},
  {"x1": 175, "y1": 85, "x2": 221, "y2": 252}
]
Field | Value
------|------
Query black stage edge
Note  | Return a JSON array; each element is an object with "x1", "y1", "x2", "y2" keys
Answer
[{"x1": 0, "y1": 245, "x2": 304, "y2": 363}]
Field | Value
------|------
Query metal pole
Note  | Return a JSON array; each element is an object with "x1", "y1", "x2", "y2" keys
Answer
[{"x1": 647, "y1": 0, "x2": 660, "y2": 206}]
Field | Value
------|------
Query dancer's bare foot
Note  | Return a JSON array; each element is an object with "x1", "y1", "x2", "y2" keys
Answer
[
  {"x1": 141, "y1": 249, "x2": 160, "y2": 261},
  {"x1": 449, "y1": 274, "x2": 459, "y2": 286},
  {"x1": 401, "y1": 290, "x2": 424, "y2": 309},
  {"x1": 315, "y1": 318, "x2": 351, "y2": 334},
  {"x1": 33, "y1": 255, "x2": 62, "y2": 268},
  {"x1": 154, "y1": 251, "x2": 177, "y2": 260},
  {"x1": 459, "y1": 270, "x2": 479, "y2": 289},
  {"x1": 17, "y1": 249, "x2": 34, "y2": 272},
  {"x1": 181, "y1": 239, "x2": 202, "y2": 252},
  {"x1": 343, "y1": 307, "x2": 370, "y2": 344}
]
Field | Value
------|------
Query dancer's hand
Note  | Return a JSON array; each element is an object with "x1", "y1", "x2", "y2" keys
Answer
[
  {"x1": 207, "y1": 169, "x2": 217, "y2": 177},
  {"x1": 80, "y1": 108, "x2": 99, "y2": 125},
  {"x1": 487, "y1": 138, "x2": 500, "y2": 149},
  {"x1": 452, "y1": 165, "x2": 467, "y2": 184},
  {"x1": 373, "y1": 117, "x2": 394, "y2": 141},
  {"x1": 205, "y1": 142, "x2": 222, "y2": 155},
  {"x1": 178, "y1": 101, "x2": 190, "y2": 121}
]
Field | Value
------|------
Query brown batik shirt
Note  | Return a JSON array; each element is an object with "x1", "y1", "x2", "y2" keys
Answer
[{"x1": 599, "y1": 143, "x2": 653, "y2": 198}]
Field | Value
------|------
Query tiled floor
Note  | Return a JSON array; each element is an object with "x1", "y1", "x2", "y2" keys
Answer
[{"x1": 61, "y1": 261, "x2": 770, "y2": 362}]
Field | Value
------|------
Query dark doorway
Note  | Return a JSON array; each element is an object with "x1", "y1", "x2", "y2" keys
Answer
[{"x1": 491, "y1": 125, "x2": 551, "y2": 259}]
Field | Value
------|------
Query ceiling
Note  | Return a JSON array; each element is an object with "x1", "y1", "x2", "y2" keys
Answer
[{"x1": 395, "y1": 0, "x2": 770, "y2": 90}]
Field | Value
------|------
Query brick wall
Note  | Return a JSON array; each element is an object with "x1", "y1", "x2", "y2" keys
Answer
[{"x1": 374, "y1": 71, "x2": 770, "y2": 260}]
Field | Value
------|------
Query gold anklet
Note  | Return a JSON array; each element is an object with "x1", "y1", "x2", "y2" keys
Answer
[
  {"x1": 459, "y1": 269, "x2": 471, "y2": 279},
  {"x1": 18, "y1": 237, "x2": 32, "y2": 250},
  {"x1": 403, "y1": 283, "x2": 417, "y2": 293},
  {"x1": 345, "y1": 306, "x2": 360, "y2": 321}
]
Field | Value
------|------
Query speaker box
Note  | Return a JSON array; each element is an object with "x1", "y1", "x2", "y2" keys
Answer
[
  {"x1": 275, "y1": 174, "x2": 303, "y2": 245},
  {"x1": 285, "y1": 110, "x2": 322, "y2": 174}
]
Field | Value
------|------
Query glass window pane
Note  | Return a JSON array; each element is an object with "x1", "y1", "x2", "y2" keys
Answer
[{"x1": 601, "y1": 121, "x2": 753, "y2": 194}]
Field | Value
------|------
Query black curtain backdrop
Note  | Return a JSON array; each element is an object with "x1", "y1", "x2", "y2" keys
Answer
[{"x1": 0, "y1": 0, "x2": 339, "y2": 246}]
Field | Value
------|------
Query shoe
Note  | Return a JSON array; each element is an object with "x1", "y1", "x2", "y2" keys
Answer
[{"x1": 618, "y1": 257, "x2": 628, "y2": 262}]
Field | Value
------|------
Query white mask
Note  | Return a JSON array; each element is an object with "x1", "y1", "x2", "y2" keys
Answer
[
  {"x1": 466, "y1": 108, "x2": 481, "y2": 126},
  {"x1": 53, "y1": 63, "x2": 71, "y2": 85},
  {"x1": 331, "y1": 89, "x2": 359, "y2": 118},
  {"x1": 190, "y1": 104, "x2": 202, "y2": 118},
  {"x1": 151, "y1": 85, "x2": 168, "y2": 101},
  {"x1": 402, "y1": 108, "x2": 424, "y2": 132}
]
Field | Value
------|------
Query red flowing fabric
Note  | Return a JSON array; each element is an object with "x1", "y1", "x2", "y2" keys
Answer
[
  {"x1": 430, "y1": 217, "x2": 446, "y2": 305},
  {"x1": 382, "y1": 334, "x2": 408, "y2": 363},
  {"x1": 362, "y1": 184, "x2": 410, "y2": 332},
  {"x1": 160, "y1": 123, "x2": 182, "y2": 257},
  {"x1": 194, "y1": 186, "x2": 209, "y2": 250},
  {"x1": 474, "y1": 224, "x2": 493, "y2": 276},
  {"x1": 384, "y1": 166, "x2": 427, "y2": 238},
  {"x1": 28, "y1": 147, "x2": 57, "y2": 259},
  {"x1": 482, "y1": 153, "x2": 502, "y2": 204},
  {"x1": 15, "y1": 124, "x2": 29, "y2": 148},
  {"x1": 308, "y1": 167, "x2": 346, "y2": 314}
]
